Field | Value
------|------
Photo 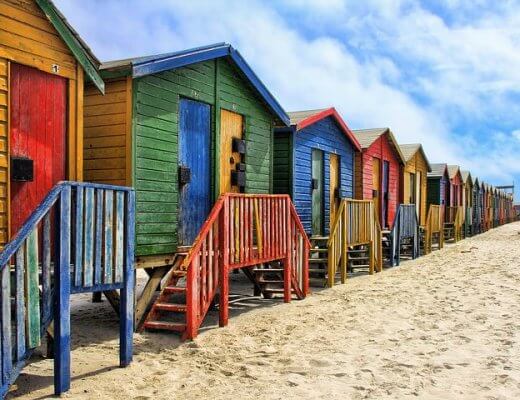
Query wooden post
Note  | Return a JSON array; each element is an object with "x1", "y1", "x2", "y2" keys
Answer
[
  {"x1": 219, "y1": 197, "x2": 229, "y2": 327},
  {"x1": 341, "y1": 204, "x2": 347, "y2": 284},
  {"x1": 54, "y1": 185, "x2": 71, "y2": 395},
  {"x1": 120, "y1": 190, "x2": 135, "y2": 367},
  {"x1": 284, "y1": 197, "x2": 292, "y2": 303}
]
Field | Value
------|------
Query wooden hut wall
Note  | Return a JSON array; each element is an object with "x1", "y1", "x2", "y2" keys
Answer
[
  {"x1": 355, "y1": 133, "x2": 400, "y2": 227},
  {"x1": 84, "y1": 77, "x2": 132, "y2": 186},
  {"x1": 84, "y1": 58, "x2": 275, "y2": 257},
  {"x1": 402, "y1": 150, "x2": 429, "y2": 225},
  {"x1": 274, "y1": 116, "x2": 356, "y2": 236},
  {"x1": 0, "y1": 0, "x2": 86, "y2": 246},
  {"x1": 449, "y1": 172, "x2": 462, "y2": 207}
]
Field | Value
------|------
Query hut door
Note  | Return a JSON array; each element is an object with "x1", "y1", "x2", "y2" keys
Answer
[
  {"x1": 372, "y1": 157, "x2": 381, "y2": 225},
  {"x1": 178, "y1": 98, "x2": 211, "y2": 246},
  {"x1": 415, "y1": 171, "x2": 422, "y2": 219},
  {"x1": 329, "y1": 154, "x2": 340, "y2": 228},
  {"x1": 10, "y1": 63, "x2": 66, "y2": 237},
  {"x1": 311, "y1": 149, "x2": 324, "y2": 236},
  {"x1": 219, "y1": 109, "x2": 243, "y2": 194},
  {"x1": 382, "y1": 160, "x2": 390, "y2": 228}
]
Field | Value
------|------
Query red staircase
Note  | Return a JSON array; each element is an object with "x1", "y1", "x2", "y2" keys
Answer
[{"x1": 143, "y1": 194, "x2": 310, "y2": 340}]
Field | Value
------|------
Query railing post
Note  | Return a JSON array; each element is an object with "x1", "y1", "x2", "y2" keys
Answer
[
  {"x1": 54, "y1": 185, "x2": 71, "y2": 395},
  {"x1": 341, "y1": 203, "x2": 347, "y2": 284},
  {"x1": 219, "y1": 197, "x2": 229, "y2": 327},
  {"x1": 120, "y1": 190, "x2": 135, "y2": 367},
  {"x1": 284, "y1": 197, "x2": 292, "y2": 303}
]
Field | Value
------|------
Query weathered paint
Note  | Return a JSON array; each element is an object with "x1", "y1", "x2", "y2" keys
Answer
[
  {"x1": 0, "y1": 0, "x2": 98, "y2": 246},
  {"x1": 10, "y1": 63, "x2": 67, "y2": 236},
  {"x1": 311, "y1": 149, "x2": 324, "y2": 236},
  {"x1": 178, "y1": 98, "x2": 211, "y2": 246},
  {"x1": 448, "y1": 167, "x2": 463, "y2": 207},
  {"x1": 219, "y1": 109, "x2": 243, "y2": 194},
  {"x1": 85, "y1": 56, "x2": 280, "y2": 257},
  {"x1": 354, "y1": 132, "x2": 401, "y2": 229},
  {"x1": 329, "y1": 153, "x2": 340, "y2": 228},
  {"x1": 273, "y1": 115, "x2": 357, "y2": 236},
  {"x1": 401, "y1": 148, "x2": 429, "y2": 225}
]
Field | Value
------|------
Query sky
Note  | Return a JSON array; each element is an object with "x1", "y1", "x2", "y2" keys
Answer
[{"x1": 56, "y1": 0, "x2": 520, "y2": 200}]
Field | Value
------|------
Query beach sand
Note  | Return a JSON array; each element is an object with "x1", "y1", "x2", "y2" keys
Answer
[{"x1": 9, "y1": 221, "x2": 520, "y2": 400}]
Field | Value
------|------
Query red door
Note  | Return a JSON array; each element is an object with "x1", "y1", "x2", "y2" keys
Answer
[{"x1": 10, "y1": 63, "x2": 67, "y2": 236}]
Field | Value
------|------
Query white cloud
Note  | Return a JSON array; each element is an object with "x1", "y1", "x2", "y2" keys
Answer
[{"x1": 55, "y1": 0, "x2": 520, "y2": 196}]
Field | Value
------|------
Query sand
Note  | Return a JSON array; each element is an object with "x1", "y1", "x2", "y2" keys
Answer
[{"x1": 9, "y1": 221, "x2": 520, "y2": 400}]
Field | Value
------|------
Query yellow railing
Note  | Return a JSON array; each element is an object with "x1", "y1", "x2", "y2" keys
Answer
[
  {"x1": 424, "y1": 205, "x2": 443, "y2": 254},
  {"x1": 445, "y1": 206, "x2": 463, "y2": 242},
  {"x1": 327, "y1": 199, "x2": 382, "y2": 287}
]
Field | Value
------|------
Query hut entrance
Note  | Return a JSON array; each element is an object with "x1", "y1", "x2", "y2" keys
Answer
[
  {"x1": 311, "y1": 149, "x2": 324, "y2": 236},
  {"x1": 219, "y1": 109, "x2": 244, "y2": 194},
  {"x1": 178, "y1": 98, "x2": 211, "y2": 246},
  {"x1": 372, "y1": 157, "x2": 381, "y2": 225},
  {"x1": 382, "y1": 160, "x2": 390, "y2": 228},
  {"x1": 329, "y1": 153, "x2": 340, "y2": 228},
  {"x1": 9, "y1": 63, "x2": 67, "y2": 237}
]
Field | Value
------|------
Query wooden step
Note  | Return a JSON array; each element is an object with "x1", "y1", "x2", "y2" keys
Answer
[
  {"x1": 263, "y1": 288, "x2": 296, "y2": 294},
  {"x1": 143, "y1": 321, "x2": 186, "y2": 332},
  {"x1": 252, "y1": 268, "x2": 284, "y2": 273},
  {"x1": 350, "y1": 264, "x2": 370, "y2": 269},
  {"x1": 309, "y1": 268, "x2": 326, "y2": 273},
  {"x1": 310, "y1": 248, "x2": 328, "y2": 253},
  {"x1": 163, "y1": 286, "x2": 186, "y2": 294},
  {"x1": 258, "y1": 279, "x2": 284, "y2": 284},
  {"x1": 154, "y1": 303, "x2": 187, "y2": 313},
  {"x1": 309, "y1": 258, "x2": 327, "y2": 263}
]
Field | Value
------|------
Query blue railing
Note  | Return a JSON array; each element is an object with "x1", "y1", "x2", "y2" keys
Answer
[
  {"x1": 388, "y1": 204, "x2": 420, "y2": 266},
  {"x1": 0, "y1": 181, "x2": 135, "y2": 398}
]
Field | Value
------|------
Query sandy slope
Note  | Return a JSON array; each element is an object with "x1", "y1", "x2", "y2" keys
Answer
[{"x1": 9, "y1": 222, "x2": 520, "y2": 400}]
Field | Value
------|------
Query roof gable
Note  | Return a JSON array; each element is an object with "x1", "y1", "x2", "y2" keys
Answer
[
  {"x1": 461, "y1": 170, "x2": 472, "y2": 185},
  {"x1": 287, "y1": 108, "x2": 361, "y2": 151},
  {"x1": 447, "y1": 165, "x2": 462, "y2": 181},
  {"x1": 101, "y1": 43, "x2": 289, "y2": 125},
  {"x1": 428, "y1": 163, "x2": 448, "y2": 178},
  {"x1": 399, "y1": 143, "x2": 432, "y2": 172},
  {"x1": 36, "y1": 0, "x2": 104, "y2": 92},
  {"x1": 351, "y1": 128, "x2": 405, "y2": 164}
]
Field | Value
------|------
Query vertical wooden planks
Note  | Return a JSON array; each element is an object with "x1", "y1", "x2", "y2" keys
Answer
[
  {"x1": 94, "y1": 189, "x2": 103, "y2": 285},
  {"x1": 115, "y1": 191, "x2": 124, "y2": 283},
  {"x1": 104, "y1": 190, "x2": 114, "y2": 284},
  {"x1": 42, "y1": 214, "x2": 51, "y2": 322},
  {"x1": 26, "y1": 230, "x2": 40, "y2": 348},
  {"x1": 84, "y1": 187, "x2": 94, "y2": 286},
  {"x1": 15, "y1": 248, "x2": 25, "y2": 361},
  {"x1": 1, "y1": 263, "x2": 12, "y2": 384},
  {"x1": 219, "y1": 197, "x2": 229, "y2": 328},
  {"x1": 54, "y1": 185, "x2": 71, "y2": 395},
  {"x1": 74, "y1": 186, "x2": 84, "y2": 287}
]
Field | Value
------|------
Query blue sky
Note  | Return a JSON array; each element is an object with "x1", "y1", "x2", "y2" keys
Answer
[{"x1": 56, "y1": 0, "x2": 520, "y2": 200}]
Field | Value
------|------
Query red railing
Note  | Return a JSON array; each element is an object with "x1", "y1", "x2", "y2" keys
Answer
[{"x1": 182, "y1": 194, "x2": 310, "y2": 340}]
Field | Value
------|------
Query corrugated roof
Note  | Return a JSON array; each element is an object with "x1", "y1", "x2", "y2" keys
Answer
[
  {"x1": 461, "y1": 170, "x2": 472, "y2": 184},
  {"x1": 287, "y1": 109, "x2": 329, "y2": 125},
  {"x1": 428, "y1": 163, "x2": 448, "y2": 178},
  {"x1": 284, "y1": 108, "x2": 361, "y2": 151},
  {"x1": 101, "y1": 43, "x2": 290, "y2": 126},
  {"x1": 351, "y1": 128, "x2": 405, "y2": 164},
  {"x1": 399, "y1": 143, "x2": 432, "y2": 172},
  {"x1": 447, "y1": 165, "x2": 460, "y2": 179}
]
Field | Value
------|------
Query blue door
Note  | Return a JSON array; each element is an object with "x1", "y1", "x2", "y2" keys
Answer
[{"x1": 178, "y1": 99, "x2": 211, "y2": 246}]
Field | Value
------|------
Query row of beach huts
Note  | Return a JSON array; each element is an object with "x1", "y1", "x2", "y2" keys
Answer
[{"x1": 0, "y1": 0, "x2": 516, "y2": 397}]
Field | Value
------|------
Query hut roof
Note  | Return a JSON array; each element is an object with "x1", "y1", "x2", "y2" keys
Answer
[
  {"x1": 100, "y1": 43, "x2": 289, "y2": 126},
  {"x1": 398, "y1": 143, "x2": 432, "y2": 172},
  {"x1": 351, "y1": 128, "x2": 405, "y2": 165},
  {"x1": 287, "y1": 108, "x2": 361, "y2": 151},
  {"x1": 461, "y1": 170, "x2": 472, "y2": 185},
  {"x1": 39, "y1": 0, "x2": 104, "y2": 92},
  {"x1": 428, "y1": 163, "x2": 448, "y2": 178},
  {"x1": 447, "y1": 165, "x2": 461, "y2": 180}
]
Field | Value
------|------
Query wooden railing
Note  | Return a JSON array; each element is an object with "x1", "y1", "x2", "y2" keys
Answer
[
  {"x1": 0, "y1": 182, "x2": 135, "y2": 397},
  {"x1": 327, "y1": 199, "x2": 382, "y2": 287},
  {"x1": 464, "y1": 206, "x2": 473, "y2": 236},
  {"x1": 182, "y1": 194, "x2": 309, "y2": 340},
  {"x1": 472, "y1": 205, "x2": 482, "y2": 234},
  {"x1": 445, "y1": 206, "x2": 464, "y2": 241},
  {"x1": 388, "y1": 204, "x2": 420, "y2": 266},
  {"x1": 424, "y1": 205, "x2": 443, "y2": 254}
]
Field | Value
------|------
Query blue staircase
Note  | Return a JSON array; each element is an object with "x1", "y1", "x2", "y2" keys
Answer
[
  {"x1": 385, "y1": 204, "x2": 420, "y2": 267},
  {"x1": 0, "y1": 181, "x2": 135, "y2": 398}
]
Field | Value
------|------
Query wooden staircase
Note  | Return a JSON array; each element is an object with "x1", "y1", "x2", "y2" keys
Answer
[
  {"x1": 143, "y1": 194, "x2": 309, "y2": 340},
  {"x1": 308, "y1": 236, "x2": 329, "y2": 285},
  {"x1": 142, "y1": 252, "x2": 188, "y2": 334},
  {"x1": 347, "y1": 246, "x2": 371, "y2": 273}
]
